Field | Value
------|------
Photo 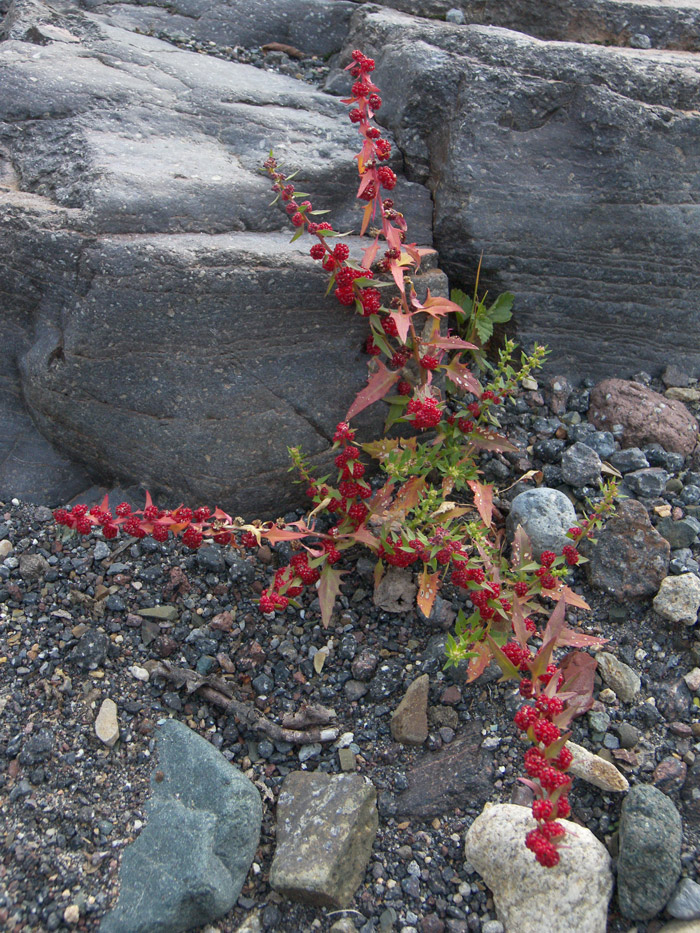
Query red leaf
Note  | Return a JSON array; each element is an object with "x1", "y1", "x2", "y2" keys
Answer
[
  {"x1": 390, "y1": 260, "x2": 405, "y2": 294},
  {"x1": 559, "y1": 651, "x2": 597, "y2": 717},
  {"x1": 389, "y1": 311, "x2": 412, "y2": 344},
  {"x1": 469, "y1": 427, "x2": 519, "y2": 453},
  {"x1": 467, "y1": 641, "x2": 493, "y2": 683},
  {"x1": 442, "y1": 357, "x2": 482, "y2": 395},
  {"x1": 430, "y1": 335, "x2": 478, "y2": 351},
  {"x1": 467, "y1": 479, "x2": 493, "y2": 528},
  {"x1": 420, "y1": 290, "x2": 466, "y2": 317},
  {"x1": 346, "y1": 360, "x2": 400, "y2": 420},
  {"x1": 542, "y1": 598, "x2": 567, "y2": 647},
  {"x1": 556, "y1": 627, "x2": 608, "y2": 649},
  {"x1": 318, "y1": 564, "x2": 346, "y2": 628}
]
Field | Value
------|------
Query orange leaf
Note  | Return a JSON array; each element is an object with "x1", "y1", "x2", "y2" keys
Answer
[
  {"x1": 420, "y1": 290, "x2": 466, "y2": 317},
  {"x1": 467, "y1": 641, "x2": 493, "y2": 683},
  {"x1": 346, "y1": 360, "x2": 400, "y2": 420},
  {"x1": 417, "y1": 569, "x2": 440, "y2": 618},
  {"x1": 430, "y1": 335, "x2": 478, "y2": 351},
  {"x1": 360, "y1": 201, "x2": 373, "y2": 237},
  {"x1": 318, "y1": 564, "x2": 346, "y2": 628},
  {"x1": 390, "y1": 259, "x2": 405, "y2": 294},
  {"x1": 467, "y1": 480, "x2": 493, "y2": 528}
]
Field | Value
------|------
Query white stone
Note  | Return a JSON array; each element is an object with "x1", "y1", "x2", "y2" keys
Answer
[
  {"x1": 95, "y1": 698, "x2": 119, "y2": 747},
  {"x1": 684, "y1": 668, "x2": 700, "y2": 693},
  {"x1": 63, "y1": 905, "x2": 80, "y2": 925},
  {"x1": 129, "y1": 664, "x2": 150, "y2": 682},
  {"x1": 654, "y1": 574, "x2": 700, "y2": 625},
  {"x1": 0, "y1": 540, "x2": 13, "y2": 559},
  {"x1": 464, "y1": 803, "x2": 613, "y2": 933},
  {"x1": 568, "y1": 741, "x2": 629, "y2": 792}
]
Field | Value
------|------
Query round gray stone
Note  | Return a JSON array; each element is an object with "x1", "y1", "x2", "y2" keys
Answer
[{"x1": 506, "y1": 487, "x2": 577, "y2": 558}]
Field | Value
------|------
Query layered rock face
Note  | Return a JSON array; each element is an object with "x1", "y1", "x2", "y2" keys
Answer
[
  {"x1": 0, "y1": 0, "x2": 435, "y2": 513},
  {"x1": 2, "y1": 0, "x2": 699, "y2": 509},
  {"x1": 336, "y1": 5, "x2": 700, "y2": 381}
]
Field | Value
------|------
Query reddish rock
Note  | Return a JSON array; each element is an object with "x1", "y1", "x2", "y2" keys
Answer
[
  {"x1": 440, "y1": 685, "x2": 462, "y2": 706},
  {"x1": 589, "y1": 378, "x2": 698, "y2": 456},
  {"x1": 653, "y1": 756, "x2": 687, "y2": 794},
  {"x1": 584, "y1": 499, "x2": 670, "y2": 600}
]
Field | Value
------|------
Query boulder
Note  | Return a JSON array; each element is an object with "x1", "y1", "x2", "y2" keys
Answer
[
  {"x1": 357, "y1": 0, "x2": 700, "y2": 51},
  {"x1": 589, "y1": 379, "x2": 699, "y2": 456},
  {"x1": 617, "y1": 784, "x2": 682, "y2": 921},
  {"x1": 269, "y1": 771, "x2": 378, "y2": 907},
  {"x1": 0, "y1": 0, "x2": 437, "y2": 513},
  {"x1": 464, "y1": 802, "x2": 613, "y2": 933},
  {"x1": 101, "y1": 718, "x2": 262, "y2": 933},
  {"x1": 584, "y1": 498, "x2": 670, "y2": 600},
  {"x1": 506, "y1": 487, "x2": 577, "y2": 558},
  {"x1": 334, "y1": 7, "x2": 700, "y2": 380}
]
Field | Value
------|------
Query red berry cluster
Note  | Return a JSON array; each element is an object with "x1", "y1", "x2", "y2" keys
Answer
[{"x1": 515, "y1": 689, "x2": 573, "y2": 867}]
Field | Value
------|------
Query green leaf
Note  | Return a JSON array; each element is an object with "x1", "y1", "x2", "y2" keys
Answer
[
  {"x1": 309, "y1": 209, "x2": 332, "y2": 215},
  {"x1": 475, "y1": 316, "x2": 494, "y2": 344},
  {"x1": 290, "y1": 228, "x2": 304, "y2": 242},
  {"x1": 450, "y1": 288, "x2": 473, "y2": 314},
  {"x1": 488, "y1": 292, "x2": 514, "y2": 323}
]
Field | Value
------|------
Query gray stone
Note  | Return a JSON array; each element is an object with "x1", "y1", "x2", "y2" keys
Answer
[
  {"x1": 585, "y1": 498, "x2": 670, "y2": 600},
  {"x1": 609, "y1": 448, "x2": 649, "y2": 473},
  {"x1": 667, "y1": 877, "x2": 700, "y2": 921},
  {"x1": 68, "y1": 630, "x2": 109, "y2": 670},
  {"x1": 617, "y1": 784, "x2": 682, "y2": 921},
  {"x1": 658, "y1": 517, "x2": 700, "y2": 550},
  {"x1": 561, "y1": 442, "x2": 602, "y2": 487},
  {"x1": 269, "y1": 771, "x2": 378, "y2": 907},
  {"x1": 18, "y1": 553, "x2": 49, "y2": 581},
  {"x1": 595, "y1": 652, "x2": 641, "y2": 703},
  {"x1": 101, "y1": 718, "x2": 261, "y2": 933},
  {"x1": 654, "y1": 574, "x2": 700, "y2": 625},
  {"x1": 335, "y1": 9, "x2": 700, "y2": 381},
  {"x1": 625, "y1": 467, "x2": 670, "y2": 498},
  {"x1": 506, "y1": 487, "x2": 577, "y2": 559}
]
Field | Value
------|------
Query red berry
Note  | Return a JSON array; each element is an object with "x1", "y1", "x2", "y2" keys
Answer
[
  {"x1": 375, "y1": 139, "x2": 391, "y2": 160},
  {"x1": 291, "y1": 212, "x2": 304, "y2": 227},
  {"x1": 398, "y1": 381, "x2": 412, "y2": 396},
  {"x1": 310, "y1": 243, "x2": 325, "y2": 260},
  {"x1": 419, "y1": 355, "x2": 439, "y2": 371},
  {"x1": 102, "y1": 523, "x2": 118, "y2": 540},
  {"x1": 259, "y1": 593, "x2": 275, "y2": 613},
  {"x1": 364, "y1": 336, "x2": 381, "y2": 356},
  {"x1": 381, "y1": 315, "x2": 398, "y2": 337},
  {"x1": 540, "y1": 550, "x2": 556, "y2": 568},
  {"x1": 514, "y1": 581, "x2": 529, "y2": 597},
  {"x1": 335, "y1": 286, "x2": 356, "y2": 306},
  {"x1": 152, "y1": 524, "x2": 169, "y2": 543},
  {"x1": 349, "y1": 108, "x2": 363, "y2": 123},
  {"x1": 532, "y1": 799, "x2": 553, "y2": 820},
  {"x1": 360, "y1": 288, "x2": 381, "y2": 315},
  {"x1": 182, "y1": 527, "x2": 202, "y2": 549},
  {"x1": 377, "y1": 166, "x2": 396, "y2": 190},
  {"x1": 368, "y1": 94, "x2": 382, "y2": 110}
]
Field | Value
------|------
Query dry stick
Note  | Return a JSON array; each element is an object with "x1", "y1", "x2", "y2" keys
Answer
[{"x1": 152, "y1": 661, "x2": 339, "y2": 745}]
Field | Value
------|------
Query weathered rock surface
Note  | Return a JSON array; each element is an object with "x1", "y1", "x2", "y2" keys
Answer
[
  {"x1": 357, "y1": 0, "x2": 700, "y2": 51},
  {"x1": 464, "y1": 803, "x2": 613, "y2": 933},
  {"x1": 589, "y1": 379, "x2": 699, "y2": 456},
  {"x1": 269, "y1": 771, "x2": 378, "y2": 907},
  {"x1": 101, "y1": 718, "x2": 262, "y2": 933},
  {"x1": 334, "y1": 7, "x2": 700, "y2": 380},
  {"x1": 395, "y1": 721, "x2": 494, "y2": 819},
  {"x1": 585, "y1": 498, "x2": 670, "y2": 599},
  {"x1": 0, "y1": 0, "x2": 436, "y2": 513},
  {"x1": 617, "y1": 784, "x2": 682, "y2": 921}
]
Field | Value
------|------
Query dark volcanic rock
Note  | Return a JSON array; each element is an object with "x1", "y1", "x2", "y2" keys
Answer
[
  {"x1": 334, "y1": 7, "x2": 700, "y2": 380},
  {"x1": 585, "y1": 498, "x2": 670, "y2": 600},
  {"x1": 395, "y1": 721, "x2": 494, "y2": 819}
]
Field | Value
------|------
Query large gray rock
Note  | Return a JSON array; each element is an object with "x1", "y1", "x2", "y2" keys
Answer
[
  {"x1": 269, "y1": 771, "x2": 378, "y2": 907},
  {"x1": 506, "y1": 487, "x2": 577, "y2": 558},
  {"x1": 0, "y1": 0, "x2": 436, "y2": 513},
  {"x1": 617, "y1": 784, "x2": 682, "y2": 921},
  {"x1": 101, "y1": 718, "x2": 262, "y2": 933},
  {"x1": 334, "y1": 7, "x2": 700, "y2": 380}
]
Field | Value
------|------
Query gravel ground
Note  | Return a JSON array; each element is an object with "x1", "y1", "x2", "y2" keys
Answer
[{"x1": 2, "y1": 369, "x2": 700, "y2": 933}]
